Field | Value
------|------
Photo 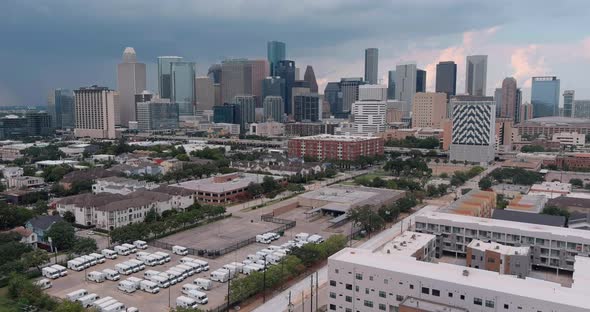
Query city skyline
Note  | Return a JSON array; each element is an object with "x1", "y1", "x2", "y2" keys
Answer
[{"x1": 0, "y1": 1, "x2": 589, "y2": 106}]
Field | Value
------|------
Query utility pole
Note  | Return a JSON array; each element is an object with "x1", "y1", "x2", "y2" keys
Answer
[
  {"x1": 310, "y1": 275, "x2": 314, "y2": 312},
  {"x1": 315, "y1": 271, "x2": 318, "y2": 311},
  {"x1": 287, "y1": 291, "x2": 294, "y2": 312},
  {"x1": 302, "y1": 289, "x2": 305, "y2": 312},
  {"x1": 263, "y1": 254, "x2": 268, "y2": 303},
  {"x1": 227, "y1": 273, "x2": 231, "y2": 311},
  {"x1": 168, "y1": 283, "x2": 171, "y2": 308}
]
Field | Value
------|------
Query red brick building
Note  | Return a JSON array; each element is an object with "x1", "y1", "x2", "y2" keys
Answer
[
  {"x1": 288, "y1": 134, "x2": 384, "y2": 161},
  {"x1": 555, "y1": 154, "x2": 590, "y2": 170}
]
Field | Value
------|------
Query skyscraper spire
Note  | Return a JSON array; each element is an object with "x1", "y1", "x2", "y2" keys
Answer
[{"x1": 122, "y1": 47, "x2": 137, "y2": 63}]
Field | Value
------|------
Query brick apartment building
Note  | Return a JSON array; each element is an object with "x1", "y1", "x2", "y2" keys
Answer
[{"x1": 288, "y1": 134, "x2": 384, "y2": 161}]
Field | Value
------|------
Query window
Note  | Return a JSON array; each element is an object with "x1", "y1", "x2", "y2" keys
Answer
[
  {"x1": 460, "y1": 295, "x2": 465, "y2": 300},
  {"x1": 421, "y1": 287, "x2": 430, "y2": 295},
  {"x1": 378, "y1": 303, "x2": 386, "y2": 311},
  {"x1": 345, "y1": 284, "x2": 352, "y2": 290},
  {"x1": 330, "y1": 280, "x2": 336, "y2": 287},
  {"x1": 355, "y1": 273, "x2": 363, "y2": 280},
  {"x1": 383, "y1": 279, "x2": 388, "y2": 284},
  {"x1": 363, "y1": 300, "x2": 373, "y2": 308},
  {"x1": 365, "y1": 288, "x2": 369, "y2": 295},
  {"x1": 329, "y1": 292, "x2": 336, "y2": 299},
  {"x1": 345, "y1": 296, "x2": 352, "y2": 302},
  {"x1": 329, "y1": 304, "x2": 336, "y2": 310},
  {"x1": 410, "y1": 284, "x2": 414, "y2": 289},
  {"x1": 379, "y1": 291, "x2": 386, "y2": 298},
  {"x1": 448, "y1": 292, "x2": 453, "y2": 298},
  {"x1": 432, "y1": 289, "x2": 440, "y2": 297},
  {"x1": 369, "y1": 276, "x2": 374, "y2": 281},
  {"x1": 396, "y1": 295, "x2": 404, "y2": 301},
  {"x1": 355, "y1": 286, "x2": 359, "y2": 292},
  {"x1": 335, "y1": 269, "x2": 339, "y2": 274},
  {"x1": 504, "y1": 304, "x2": 509, "y2": 309},
  {"x1": 474, "y1": 298, "x2": 483, "y2": 306},
  {"x1": 345, "y1": 309, "x2": 352, "y2": 312},
  {"x1": 488, "y1": 258, "x2": 495, "y2": 263},
  {"x1": 485, "y1": 300, "x2": 495, "y2": 308}
]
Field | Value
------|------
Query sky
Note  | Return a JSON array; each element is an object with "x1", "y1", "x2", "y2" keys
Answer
[{"x1": 0, "y1": 0, "x2": 589, "y2": 106}]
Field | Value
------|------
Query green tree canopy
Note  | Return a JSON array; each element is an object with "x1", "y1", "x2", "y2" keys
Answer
[{"x1": 46, "y1": 221, "x2": 76, "y2": 250}]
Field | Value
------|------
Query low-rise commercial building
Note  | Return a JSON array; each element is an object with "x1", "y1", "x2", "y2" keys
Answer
[
  {"x1": 440, "y1": 189, "x2": 495, "y2": 218},
  {"x1": 249, "y1": 121, "x2": 284, "y2": 137},
  {"x1": 505, "y1": 194, "x2": 547, "y2": 214},
  {"x1": 529, "y1": 181, "x2": 571, "y2": 199},
  {"x1": 552, "y1": 132, "x2": 585, "y2": 147},
  {"x1": 466, "y1": 240, "x2": 531, "y2": 278},
  {"x1": 92, "y1": 177, "x2": 158, "y2": 195},
  {"x1": 284, "y1": 122, "x2": 337, "y2": 137},
  {"x1": 7, "y1": 176, "x2": 44, "y2": 189},
  {"x1": 288, "y1": 134, "x2": 384, "y2": 161}
]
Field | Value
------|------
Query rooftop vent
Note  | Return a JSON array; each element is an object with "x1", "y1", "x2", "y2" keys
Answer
[{"x1": 462, "y1": 269, "x2": 469, "y2": 277}]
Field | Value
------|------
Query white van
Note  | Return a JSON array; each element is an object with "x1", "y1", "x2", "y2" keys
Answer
[
  {"x1": 114, "y1": 245, "x2": 130, "y2": 256},
  {"x1": 256, "y1": 234, "x2": 272, "y2": 244},
  {"x1": 137, "y1": 254, "x2": 158, "y2": 266},
  {"x1": 229, "y1": 262, "x2": 245, "y2": 273},
  {"x1": 295, "y1": 232, "x2": 310, "y2": 242},
  {"x1": 42, "y1": 267, "x2": 60, "y2": 279},
  {"x1": 82, "y1": 255, "x2": 97, "y2": 266},
  {"x1": 181, "y1": 261, "x2": 202, "y2": 274},
  {"x1": 102, "y1": 249, "x2": 118, "y2": 259},
  {"x1": 250, "y1": 263, "x2": 265, "y2": 271},
  {"x1": 172, "y1": 245, "x2": 188, "y2": 256},
  {"x1": 89, "y1": 253, "x2": 106, "y2": 264},
  {"x1": 222, "y1": 264, "x2": 237, "y2": 277},
  {"x1": 67, "y1": 260, "x2": 85, "y2": 271},
  {"x1": 186, "y1": 289, "x2": 208, "y2": 304},
  {"x1": 97, "y1": 299, "x2": 119, "y2": 311},
  {"x1": 176, "y1": 296, "x2": 198, "y2": 309},
  {"x1": 307, "y1": 234, "x2": 324, "y2": 244},
  {"x1": 128, "y1": 259, "x2": 145, "y2": 271},
  {"x1": 76, "y1": 293, "x2": 100, "y2": 308},
  {"x1": 259, "y1": 248, "x2": 274, "y2": 255},
  {"x1": 242, "y1": 259, "x2": 253, "y2": 266},
  {"x1": 210, "y1": 269, "x2": 229, "y2": 283},
  {"x1": 87, "y1": 271, "x2": 105, "y2": 283},
  {"x1": 102, "y1": 269, "x2": 120, "y2": 281},
  {"x1": 181, "y1": 283, "x2": 199, "y2": 295},
  {"x1": 179, "y1": 256, "x2": 197, "y2": 264},
  {"x1": 50, "y1": 264, "x2": 68, "y2": 277},
  {"x1": 121, "y1": 243, "x2": 137, "y2": 253},
  {"x1": 150, "y1": 253, "x2": 166, "y2": 265},
  {"x1": 193, "y1": 278, "x2": 212, "y2": 291},
  {"x1": 66, "y1": 289, "x2": 89, "y2": 301},
  {"x1": 103, "y1": 302, "x2": 126, "y2": 312},
  {"x1": 159, "y1": 272, "x2": 177, "y2": 285},
  {"x1": 139, "y1": 280, "x2": 160, "y2": 294},
  {"x1": 118, "y1": 280, "x2": 136, "y2": 293},
  {"x1": 192, "y1": 259, "x2": 209, "y2": 271},
  {"x1": 92, "y1": 297, "x2": 113, "y2": 308},
  {"x1": 34, "y1": 278, "x2": 52, "y2": 290},
  {"x1": 127, "y1": 307, "x2": 139, "y2": 312},
  {"x1": 74, "y1": 257, "x2": 90, "y2": 269},
  {"x1": 246, "y1": 254, "x2": 260, "y2": 262},
  {"x1": 136, "y1": 251, "x2": 150, "y2": 258},
  {"x1": 242, "y1": 265, "x2": 260, "y2": 275},
  {"x1": 126, "y1": 277, "x2": 143, "y2": 289},
  {"x1": 148, "y1": 275, "x2": 170, "y2": 288},
  {"x1": 266, "y1": 232, "x2": 280, "y2": 240},
  {"x1": 143, "y1": 270, "x2": 161, "y2": 279},
  {"x1": 115, "y1": 263, "x2": 133, "y2": 275},
  {"x1": 168, "y1": 268, "x2": 188, "y2": 281},
  {"x1": 153, "y1": 251, "x2": 170, "y2": 263},
  {"x1": 164, "y1": 270, "x2": 182, "y2": 283},
  {"x1": 176, "y1": 264, "x2": 195, "y2": 276},
  {"x1": 133, "y1": 240, "x2": 147, "y2": 250}
]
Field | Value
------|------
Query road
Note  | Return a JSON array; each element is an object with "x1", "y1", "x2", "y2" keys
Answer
[{"x1": 252, "y1": 204, "x2": 441, "y2": 312}]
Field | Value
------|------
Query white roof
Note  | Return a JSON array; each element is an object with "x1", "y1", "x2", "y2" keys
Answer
[
  {"x1": 380, "y1": 231, "x2": 435, "y2": 257},
  {"x1": 467, "y1": 239, "x2": 530, "y2": 255},
  {"x1": 173, "y1": 173, "x2": 283, "y2": 193}
]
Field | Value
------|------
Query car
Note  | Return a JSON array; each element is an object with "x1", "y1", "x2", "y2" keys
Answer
[{"x1": 88, "y1": 231, "x2": 95, "y2": 235}]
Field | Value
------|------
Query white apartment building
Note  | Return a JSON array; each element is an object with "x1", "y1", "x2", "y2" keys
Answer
[
  {"x1": 74, "y1": 85, "x2": 117, "y2": 139},
  {"x1": 92, "y1": 176, "x2": 158, "y2": 195},
  {"x1": 551, "y1": 132, "x2": 585, "y2": 147},
  {"x1": 1, "y1": 166, "x2": 23, "y2": 178},
  {"x1": 351, "y1": 85, "x2": 388, "y2": 136},
  {"x1": 414, "y1": 211, "x2": 590, "y2": 271},
  {"x1": 449, "y1": 96, "x2": 496, "y2": 164},
  {"x1": 7, "y1": 176, "x2": 44, "y2": 189}
]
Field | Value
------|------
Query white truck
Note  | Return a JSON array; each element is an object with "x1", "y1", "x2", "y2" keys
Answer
[
  {"x1": 115, "y1": 263, "x2": 133, "y2": 275},
  {"x1": 91, "y1": 297, "x2": 114, "y2": 308},
  {"x1": 137, "y1": 254, "x2": 158, "y2": 266},
  {"x1": 172, "y1": 245, "x2": 188, "y2": 256},
  {"x1": 176, "y1": 264, "x2": 195, "y2": 276},
  {"x1": 34, "y1": 278, "x2": 52, "y2": 290},
  {"x1": 229, "y1": 262, "x2": 245, "y2": 273},
  {"x1": 102, "y1": 269, "x2": 120, "y2": 281},
  {"x1": 153, "y1": 251, "x2": 170, "y2": 262},
  {"x1": 246, "y1": 254, "x2": 260, "y2": 262},
  {"x1": 164, "y1": 270, "x2": 182, "y2": 283},
  {"x1": 295, "y1": 232, "x2": 310, "y2": 242},
  {"x1": 97, "y1": 299, "x2": 119, "y2": 311},
  {"x1": 266, "y1": 232, "x2": 280, "y2": 240},
  {"x1": 181, "y1": 283, "x2": 199, "y2": 296},
  {"x1": 148, "y1": 275, "x2": 170, "y2": 288},
  {"x1": 89, "y1": 253, "x2": 106, "y2": 264},
  {"x1": 221, "y1": 264, "x2": 238, "y2": 277},
  {"x1": 139, "y1": 280, "x2": 160, "y2": 294},
  {"x1": 66, "y1": 289, "x2": 89, "y2": 301},
  {"x1": 81, "y1": 255, "x2": 97, "y2": 266},
  {"x1": 256, "y1": 234, "x2": 272, "y2": 244},
  {"x1": 176, "y1": 296, "x2": 198, "y2": 309},
  {"x1": 168, "y1": 267, "x2": 188, "y2": 281},
  {"x1": 307, "y1": 234, "x2": 324, "y2": 244},
  {"x1": 151, "y1": 253, "x2": 166, "y2": 265},
  {"x1": 192, "y1": 259, "x2": 209, "y2": 271},
  {"x1": 242, "y1": 265, "x2": 261, "y2": 275},
  {"x1": 76, "y1": 293, "x2": 100, "y2": 308},
  {"x1": 144, "y1": 270, "x2": 161, "y2": 279},
  {"x1": 186, "y1": 289, "x2": 208, "y2": 304},
  {"x1": 87, "y1": 271, "x2": 105, "y2": 283},
  {"x1": 121, "y1": 243, "x2": 137, "y2": 253},
  {"x1": 50, "y1": 264, "x2": 68, "y2": 277},
  {"x1": 42, "y1": 267, "x2": 60, "y2": 279},
  {"x1": 114, "y1": 245, "x2": 131, "y2": 256},
  {"x1": 126, "y1": 277, "x2": 143, "y2": 290},
  {"x1": 210, "y1": 269, "x2": 230, "y2": 283},
  {"x1": 102, "y1": 302, "x2": 126, "y2": 312},
  {"x1": 67, "y1": 259, "x2": 85, "y2": 271},
  {"x1": 193, "y1": 278, "x2": 212, "y2": 290},
  {"x1": 159, "y1": 272, "x2": 177, "y2": 285},
  {"x1": 133, "y1": 240, "x2": 147, "y2": 250},
  {"x1": 118, "y1": 280, "x2": 136, "y2": 293},
  {"x1": 127, "y1": 259, "x2": 145, "y2": 271},
  {"x1": 102, "y1": 249, "x2": 118, "y2": 259}
]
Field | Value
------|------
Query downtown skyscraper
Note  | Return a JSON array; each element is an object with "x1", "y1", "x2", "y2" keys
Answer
[
  {"x1": 157, "y1": 56, "x2": 183, "y2": 99},
  {"x1": 117, "y1": 47, "x2": 146, "y2": 126},
  {"x1": 394, "y1": 63, "x2": 417, "y2": 117},
  {"x1": 47, "y1": 88, "x2": 75, "y2": 129},
  {"x1": 364, "y1": 48, "x2": 378, "y2": 85},
  {"x1": 267, "y1": 41, "x2": 286, "y2": 76},
  {"x1": 465, "y1": 55, "x2": 488, "y2": 96},
  {"x1": 170, "y1": 61, "x2": 197, "y2": 116},
  {"x1": 435, "y1": 61, "x2": 457, "y2": 99},
  {"x1": 531, "y1": 76, "x2": 560, "y2": 118}
]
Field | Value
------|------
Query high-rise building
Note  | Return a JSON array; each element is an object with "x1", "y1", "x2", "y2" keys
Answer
[
  {"x1": 195, "y1": 77, "x2": 214, "y2": 112},
  {"x1": 435, "y1": 61, "x2": 457, "y2": 99},
  {"x1": 293, "y1": 94, "x2": 320, "y2": 122},
  {"x1": 170, "y1": 61, "x2": 196, "y2": 116},
  {"x1": 233, "y1": 95, "x2": 256, "y2": 131},
  {"x1": 340, "y1": 78, "x2": 365, "y2": 116},
  {"x1": 262, "y1": 77, "x2": 286, "y2": 103},
  {"x1": 574, "y1": 100, "x2": 590, "y2": 119},
  {"x1": 563, "y1": 90, "x2": 575, "y2": 118},
  {"x1": 47, "y1": 89, "x2": 75, "y2": 129},
  {"x1": 500, "y1": 77, "x2": 518, "y2": 119},
  {"x1": 416, "y1": 69, "x2": 426, "y2": 93},
  {"x1": 351, "y1": 85, "x2": 388, "y2": 136},
  {"x1": 263, "y1": 96, "x2": 284, "y2": 122},
  {"x1": 249, "y1": 59, "x2": 269, "y2": 107},
  {"x1": 221, "y1": 59, "x2": 268, "y2": 108},
  {"x1": 157, "y1": 56, "x2": 183, "y2": 99},
  {"x1": 207, "y1": 64, "x2": 222, "y2": 84},
  {"x1": 74, "y1": 85, "x2": 117, "y2": 139},
  {"x1": 520, "y1": 102, "x2": 534, "y2": 123},
  {"x1": 450, "y1": 95, "x2": 496, "y2": 163},
  {"x1": 364, "y1": 48, "x2": 378, "y2": 85},
  {"x1": 465, "y1": 55, "x2": 488, "y2": 96},
  {"x1": 267, "y1": 41, "x2": 286, "y2": 76},
  {"x1": 136, "y1": 95, "x2": 179, "y2": 131},
  {"x1": 531, "y1": 76, "x2": 560, "y2": 118},
  {"x1": 26, "y1": 112, "x2": 52, "y2": 137},
  {"x1": 324, "y1": 82, "x2": 344, "y2": 118},
  {"x1": 494, "y1": 88, "x2": 503, "y2": 118},
  {"x1": 117, "y1": 47, "x2": 146, "y2": 126},
  {"x1": 412, "y1": 92, "x2": 447, "y2": 128},
  {"x1": 213, "y1": 103, "x2": 241, "y2": 125},
  {"x1": 275, "y1": 60, "x2": 296, "y2": 115},
  {"x1": 303, "y1": 66, "x2": 319, "y2": 93},
  {"x1": 387, "y1": 70, "x2": 396, "y2": 100},
  {"x1": 395, "y1": 63, "x2": 417, "y2": 117}
]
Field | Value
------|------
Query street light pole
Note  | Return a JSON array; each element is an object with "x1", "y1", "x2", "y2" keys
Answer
[
  {"x1": 227, "y1": 273, "x2": 231, "y2": 311},
  {"x1": 263, "y1": 254, "x2": 267, "y2": 303}
]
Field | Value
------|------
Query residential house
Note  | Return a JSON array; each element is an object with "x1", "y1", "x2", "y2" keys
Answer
[
  {"x1": 7, "y1": 176, "x2": 44, "y2": 189},
  {"x1": 3, "y1": 226, "x2": 38, "y2": 247},
  {"x1": 25, "y1": 215, "x2": 63, "y2": 243}
]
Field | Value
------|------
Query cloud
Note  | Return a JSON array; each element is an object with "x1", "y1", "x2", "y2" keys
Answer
[{"x1": 510, "y1": 45, "x2": 548, "y2": 88}]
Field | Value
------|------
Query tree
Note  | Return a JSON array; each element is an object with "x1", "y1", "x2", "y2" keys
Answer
[
  {"x1": 542, "y1": 205, "x2": 570, "y2": 220},
  {"x1": 286, "y1": 183, "x2": 305, "y2": 193},
  {"x1": 478, "y1": 177, "x2": 493, "y2": 190},
  {"x1": 0, "y1": 204, "x2": 35, "y2": 230},
  {"x1": 247, "y1": 182, "x2": 264, "y2": 198},
  {"x1": 144, "y1": 208, "x2": 160, "y2": 223},
  {"x1": 72, "y1": 237, "x2": 98, "y2": 254},
  {"x1": 570, "y1": 178, "x2": 584, "y2": 188},
  {"x1": 22, "y1": 249, "x2": 50, "y2": 272},
  {"x1": 439, "y1": 172, "x2": 449, "y2": 179},
  {"x1": 46, "y1": 221, "x2": 76, "y2": 250},
  {"x1": 54, "y1": 301, "x2": 86, "y2": 312},
  {"x1": 261, "y1": 176, "x2": 280, "y2": 193},
  {"x1": 171, "y1": 307, "x2": 205, "y2": 312},
  {"x1": 347, "y1": 205, "x2": 385, "y2": 234},
  {"x1": 63, "y1": 211, "x2": 76, "y2": 223},
  {"x1": 378, "y1": 204, "x2": 400, "y2": 222},
  {"x1": 176, "y1": 153, "x2": 190, "y2": 161},
  {"x1": 521, "y1": 145, "x2": 545, "y2": 153}
]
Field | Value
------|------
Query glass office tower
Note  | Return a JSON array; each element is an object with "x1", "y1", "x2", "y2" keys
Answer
[
  {"x1": 531, "y1": 76, "x2": 560, "y2": 118},
  {"x1": 171, "y1": 61, "x2": 197, "y2": 116},
  {"x1": 267, "y1": 41, "x2": 286, "y2": 76},
  {"x1": 157, "y1": 56, "x2": 183, "y2": 99}
]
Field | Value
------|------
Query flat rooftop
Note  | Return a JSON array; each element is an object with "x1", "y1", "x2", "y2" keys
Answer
[
  {"x1": 290, "y1": 134, "x2": 380, "y2": 142},
  {"x1": 173, "y1": 173, "x2": 283, "y2": 193},
  {"x1": 330, "y1": 248, "x2": 590, "y2": 309},
  {"x1": 299, "y1": 185, "x2": 404, "y2": 208},
  {"x1": 400, "y1": 297, "x2": 468, "y2": 312},
  {"x1": 380, "y1": 231, "x2": 435, "y2": 257},
  {"x1": 467, "y1": 239, "x2": 530, "y2": 255},
  {"x1": 505, "y1": 194, "x2": 546, "y2": 213}
]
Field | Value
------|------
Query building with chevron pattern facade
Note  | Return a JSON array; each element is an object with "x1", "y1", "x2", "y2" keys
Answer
[{"x1": 450, "y1": 96, "x2": 496, "y2": 163}]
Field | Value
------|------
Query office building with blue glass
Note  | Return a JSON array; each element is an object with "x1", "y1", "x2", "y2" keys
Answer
[
  {"x1": 531, "y1": 76, "x2": 560, "y2": 118},
  {"x1": 267, "y1": 41, "x2": 286, "y2": 76}
]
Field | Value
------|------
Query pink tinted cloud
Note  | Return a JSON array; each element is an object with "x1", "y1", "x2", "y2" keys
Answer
[{"x1": 510, "y1": 45, "x2": 548, "y2": 88}]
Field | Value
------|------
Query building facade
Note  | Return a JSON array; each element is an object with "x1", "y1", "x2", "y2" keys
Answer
[
  {"x1": 500, "y1": 77, "x2": 517, "y2": 119},
  {"x1": 213, "y1": 103, "x2": 241, "y2": 125},
  {"x1": 275, "y1": 60, "x2": 296, "y2": 115},
  {"x1": 117, "y1": 47, "x2": 146, "y2": 126},
  {"x1": 233, "y1": 95, "x2": 256, "y2": 131},
  {"x1": 364, "y1": 48, "x2": 378, "y2": 85},
  {"x1": 195, "y1": 76, "x2": 215, "y2": 112},
  {"x1": 293, "y1": 94, "x2": 320, "y2": 122},
  {"x1": 262, "y1": 76, "x2": 286, "y2": 104},
  {"x1": 532, "y1": 76, "x2": 560, "y2": 118},
  {"x1": 157, "y1": 56, "x2": 183, "y2": 99},
  {"x1": 435, "y1": 61, "x2": 457, "y2": 99},
  {"x1": 263, "y1": 96, "x2": 284, "y2": 122},
  {"x1": 74, "y1": 86, "x2": 117, "y2": 139},
  {"x1": 136, "y1": 97, "x2": 179, "y2": 131},
  {"x1": 324, "y1": 82, "x2": 344, "y2": 118},
  {"x1": 563, "y1": 90, "x2": 575, "y2": 118},
  {"x1": 416, "y1": 69, "x2": 426, "y2": 93},
  {"x1": 412, "y1": 92, "x2": 447, "y2": 128},
  {"x1": 449, "y1": 96, "x2": 496, "y2": 163},
  {"x1": 574, "y1": 100, "x2": 590, "y2": 119},
  {"x1": 267, "y1": 41, "x2": 286, "y2": 76},
  {"x1": 47, "y1": 89, "x2": 75, "y2": 129},
  {"x1": 387, "y1": 70, "x2": 396, "y2": 100},
  {"x1": 285, "y1": 122, "x2": 337, "y2": 137},
  {"x1": 303, "y1": 66, "x2": 319, "y2": 93},
  {"x1": 395, "y1": 63, "x2": 417, "y2": 116},
  {"x1": 340, "y1": 78, "x2": 365, "y2": 116},
  {"x1": 288, "y1": 134, "x2": 384, "y2": 161},
  {"x1": 170, "y1": 61, "x2": 196, "y2": 116},
  {"x1": 465, "y1": 55, "x2": 488, "y2": 96}
]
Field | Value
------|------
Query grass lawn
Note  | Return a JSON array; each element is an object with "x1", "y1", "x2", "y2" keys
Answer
[{"x1": 0, "y1": 287, "x2": 19, "y2": 312}]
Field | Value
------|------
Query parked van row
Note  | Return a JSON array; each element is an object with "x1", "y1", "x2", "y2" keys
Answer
[
  {"x1": 179, "y1": 257, "x2": 209, "y2": 272},
  {"x1": 135, "y1": 251, "x2": 169, "y2": 266},
  {"x1": 180, "y1": 284, "x2": 209, "y2": 304},
  {"x1": 295, "y1": 232, "x2": 324, "y2": 245},
  {"x1": 114, "y1": 258, "x2": 145, "y2": 276},
  {"x1": 256, "y1": 232, "x2": 280, "y2": 244},
  {"x1": 67, "y1": 289, "x2": 138, "y2": 311},
  {"x1": 143, "y1": 270, "x2": 172, "y2": 288},
  {"x1": 42, "y1": 264, "x2": 67, "y2": 279},
  {"x1": 240, "y1": 245, "x2": 289, "y2": 275},
  {"x1": 67, "y1": 253, "x2": 106, "y2": 271}
]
